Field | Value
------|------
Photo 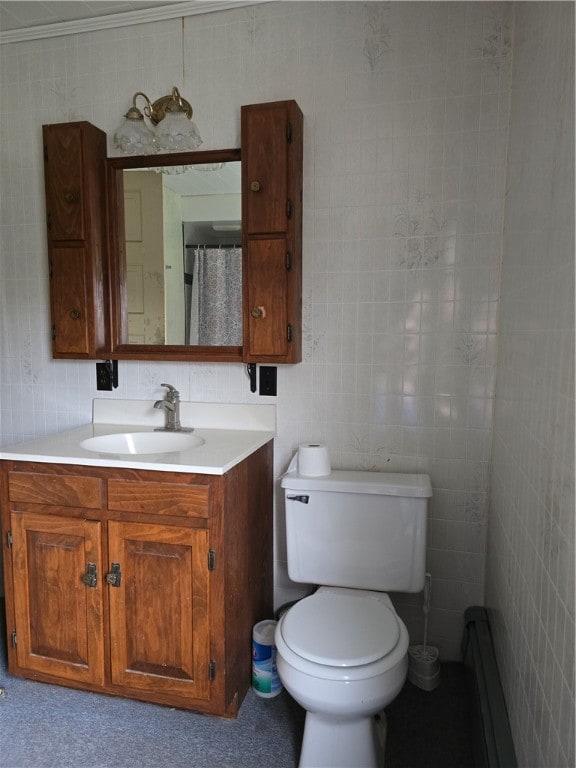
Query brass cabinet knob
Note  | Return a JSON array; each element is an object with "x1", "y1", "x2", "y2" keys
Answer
[
  {"x1": 251, "y1": 306, "x2": 265, "y2": 319},
  {"x1": 69, "y1": 309, "x2": 81, "y2": 320},
  {"x1": 250, "y1": 181, "x2": 261, "y2": 192},
  {"x1": 63, "y1": 191, "x2": 76, "y2": 203}
]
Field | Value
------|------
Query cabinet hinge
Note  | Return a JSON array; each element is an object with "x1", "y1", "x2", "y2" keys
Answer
[
  {"x1": 286, "y1": 121, "x2": 293, "y2": 143},
  {"x1": 286, "y1": 251, "x2": 292, "y2": 272},
  {"x1": 6, "y1": 531, "x2": 13, "y2": 549},
  {"x1": 11, "y1": 630, "x2": 17, "y2": 648},
  {"x1": 208, "y1": 549, "x2": 216, "y2": 571},
  {"x1": 286, "y1": 199, "x2": 293, "y2": 219},
  {"x1": 51, "y1": 325, "x2": 56, "y2": 341},
  {"x1": 208, "y1": 659, "x2": 217, "y2": 681},
  {"x1": 287, "y1": 324, "x2": 293, "y2": 343}
]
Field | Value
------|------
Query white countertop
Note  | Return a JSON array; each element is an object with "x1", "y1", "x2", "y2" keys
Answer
[{"x1": 0, "y1": 400, "x2": 276, "y2": 476}]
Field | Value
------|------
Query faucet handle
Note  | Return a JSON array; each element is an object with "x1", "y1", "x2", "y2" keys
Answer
[{"x1": 160, "y1": 383, "x2": 179, "y2": 400}]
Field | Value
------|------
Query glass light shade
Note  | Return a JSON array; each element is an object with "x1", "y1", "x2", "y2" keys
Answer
[
  {"x1": 154, "y1": 108, "x2": 202, "y2": 152},
  {"x1": 113, "y1": 115, "x2": 156, "y2": 155}
]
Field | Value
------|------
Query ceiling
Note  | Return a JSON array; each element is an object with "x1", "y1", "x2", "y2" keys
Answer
[{"x1": 0, "y1": 1, "x2": 262, "y2": 42}]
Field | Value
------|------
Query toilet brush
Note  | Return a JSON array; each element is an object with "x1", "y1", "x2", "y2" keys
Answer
[{"x1": 408, "y1": 572, "x2": 440, "y2": 690}]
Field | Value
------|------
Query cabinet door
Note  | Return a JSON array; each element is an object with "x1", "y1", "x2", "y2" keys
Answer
[
  {"x1": 10, "y1": 512, "x2": 105, "y2": 686},
  {"x1": 43, "y1": 123, "x2": 86, "y2": 241},
  {"x1": 42, "y1": 121, "x2": 107, "y2": 358},
  {"x1": 245, "y1": 238, "x2": 289, "y2": 358},
  {"x1": 242, "y1": 103, "x2": 290, "y2": 236},
  {"x1": 107, "y1": 521, "x2": 211, "y2": 700},
  {"x1": 50, "y1": 247, "x2": 91, "y2": 355}
]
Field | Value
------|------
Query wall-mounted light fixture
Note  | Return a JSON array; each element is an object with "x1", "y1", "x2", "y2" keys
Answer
[{"x1": 113, "y1": 86, "x2": 202, "y2": 155}]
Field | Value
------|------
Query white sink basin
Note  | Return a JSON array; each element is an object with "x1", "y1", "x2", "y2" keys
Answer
[{"x1": 80, "y1": 432, "x2": 205, "y2": 455}]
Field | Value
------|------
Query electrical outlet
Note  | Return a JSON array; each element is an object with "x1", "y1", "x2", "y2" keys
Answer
[
  {"x1": 96, "y1": 360, "x2": 118, "y2": 391},
  {"x1": 259, "y1": 366, "x2": 277, "y2": 396}
]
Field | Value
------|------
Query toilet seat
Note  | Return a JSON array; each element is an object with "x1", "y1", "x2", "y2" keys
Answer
[{"x1": 280, "y1": 590, "x2": 401, "y2": 668}]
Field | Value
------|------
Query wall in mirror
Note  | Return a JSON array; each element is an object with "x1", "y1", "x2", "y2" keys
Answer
[{"x1": 122, "y1": 162, "x2": 242, "y2": 347}]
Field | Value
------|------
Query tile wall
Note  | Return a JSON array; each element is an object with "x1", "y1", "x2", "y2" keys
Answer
[
  {"x1": 486, "y1": 4, "x2": 575, "y2": 767},
  {"x1": 0, "y1": 1, "x2": 538, "y2": 669}
]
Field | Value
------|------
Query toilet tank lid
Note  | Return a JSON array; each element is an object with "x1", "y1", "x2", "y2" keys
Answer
[{"x1": 281, "y1": 469, "x2": 432, "y2": 497}]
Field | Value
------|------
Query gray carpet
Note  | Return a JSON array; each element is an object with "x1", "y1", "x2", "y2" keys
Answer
[
  {"x1": 0, "y1": 654, "x2": 304, "y2": 768},
  {"x1": 0, "y1": 677, "x2": 305, "y2": 768},
  {"x1": 0, "y1": 600, "x2": 474, "y2": 768}
]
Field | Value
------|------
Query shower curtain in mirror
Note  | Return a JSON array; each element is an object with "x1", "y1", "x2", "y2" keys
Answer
[{"x1": 196, "y1": 246, "x2": 242, "y2": 345}]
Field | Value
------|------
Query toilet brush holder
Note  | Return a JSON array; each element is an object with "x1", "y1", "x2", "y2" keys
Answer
[
  {"x1": 408, "y1": 644, "x2": 440, "y2": 691},
  {"x1": 408, "y1": 572, "x2": 440, "y2": 691}
]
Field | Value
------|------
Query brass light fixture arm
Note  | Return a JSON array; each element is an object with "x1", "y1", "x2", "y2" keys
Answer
[
  {"x1": 148, "y1": 86, "x2": 194, "y2": 125},
  {"x1": 124, "y1": 91, "x2": 153, "y2": 121},
  {"x1": 123, "y1": 87, "x2": 193, "y2": 125}
]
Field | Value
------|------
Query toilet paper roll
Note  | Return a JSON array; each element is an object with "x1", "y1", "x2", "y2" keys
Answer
[{"x1": 297, "y1": 443, "x2": 331, "y2": 477}]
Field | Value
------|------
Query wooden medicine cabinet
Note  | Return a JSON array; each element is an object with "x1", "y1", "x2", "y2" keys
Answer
[{"x1": 42, "y1": 100, "x2": 303, "y2": 364}]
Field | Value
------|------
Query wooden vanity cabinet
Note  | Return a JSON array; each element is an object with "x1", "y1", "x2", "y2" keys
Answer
[
  {"x1": 42, "y1": 121, "x2": 108, "y2": 358},
  {"x1": 0, "y1": 444, "x2": 273, "y2": 717},
  {"x1": 242, "y1": 100, "x2": 303, "y2": 363}
]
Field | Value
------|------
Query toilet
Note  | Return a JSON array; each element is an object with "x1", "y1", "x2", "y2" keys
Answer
[{"x1": 275, "y1": 469, "x2": 432, "y2": 768}]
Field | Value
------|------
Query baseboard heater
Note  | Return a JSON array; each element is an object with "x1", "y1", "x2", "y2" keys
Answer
[{"x1": 462, "y1": 607, "x2": 518, "y2": 768}]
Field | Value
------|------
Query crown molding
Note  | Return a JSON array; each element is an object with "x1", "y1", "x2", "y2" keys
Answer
[{"x1": 0, "y1": 1, "x2": 268, "y2": 44}]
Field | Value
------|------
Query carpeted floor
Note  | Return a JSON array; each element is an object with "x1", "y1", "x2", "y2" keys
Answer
[{"x1": 0, "y1": 600, "x2": 474, "y2": 768}]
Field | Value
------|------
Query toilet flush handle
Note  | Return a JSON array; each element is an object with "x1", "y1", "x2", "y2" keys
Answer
[{"x1": 287, "y1": 495, "x2": 309, "y2": 504}]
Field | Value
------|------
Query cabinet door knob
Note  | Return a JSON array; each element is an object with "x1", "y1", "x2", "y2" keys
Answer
[
  {"x1": 69, "y1": 309, "x2": 81, "y2": 320},
  {"x1": 63, "y1": 191, "x2": 76, "y2": 203},
  {"x1": 250, "y1": 181, "x2": 261, "y2": 192},
  {"x1": 251, "y1": 306, "x2": 266, "y2": 319}
]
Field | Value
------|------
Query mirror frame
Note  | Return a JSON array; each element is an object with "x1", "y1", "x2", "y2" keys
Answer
[{"x1": 105, "y1": 148, "x2": 243, "y2": 362}]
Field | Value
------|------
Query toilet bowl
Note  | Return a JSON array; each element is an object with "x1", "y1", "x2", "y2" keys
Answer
[{"x1": 275, "y1": 587, "x2": 409, "y2": 768}]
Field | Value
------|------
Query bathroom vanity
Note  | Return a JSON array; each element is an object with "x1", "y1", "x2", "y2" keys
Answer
[{"x1": 0, "y1": 401, "x2": 274, "y2": 717}]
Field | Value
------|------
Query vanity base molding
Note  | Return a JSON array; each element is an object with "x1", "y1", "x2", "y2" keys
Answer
[{"x1": 0, "y1": 444, "x2": 273, "y2": 717}]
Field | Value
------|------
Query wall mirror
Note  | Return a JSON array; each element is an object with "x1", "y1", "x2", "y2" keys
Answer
[{"x1": 106, "y1": 148, "x2": 244, "y2": 362}]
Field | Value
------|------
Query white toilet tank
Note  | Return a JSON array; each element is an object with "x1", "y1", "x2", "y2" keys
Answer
[{"x1": 282, "y1": 470, "x2": 432, "y2": 593}]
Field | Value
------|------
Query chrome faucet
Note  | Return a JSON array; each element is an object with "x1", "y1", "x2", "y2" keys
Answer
[{"x1": 153, "y1": 384, "x2": 193, "y2": 432}]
